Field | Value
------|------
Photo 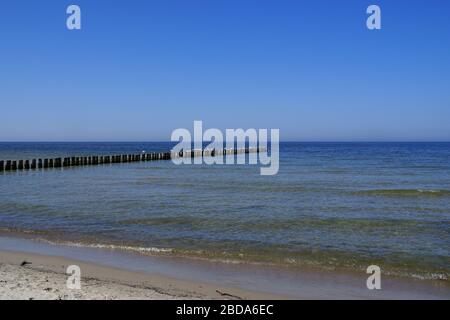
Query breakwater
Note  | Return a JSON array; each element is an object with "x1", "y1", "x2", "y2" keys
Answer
[{"x1": 0, "y1": 147, "x2": 263, "y2": 172}]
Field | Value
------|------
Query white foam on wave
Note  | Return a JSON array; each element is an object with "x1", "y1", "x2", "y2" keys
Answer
[{"x1": 37, "y1": 238, "x2": 173, "y2": 254}]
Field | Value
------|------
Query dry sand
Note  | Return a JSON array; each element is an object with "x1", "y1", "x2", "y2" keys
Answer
[{"x1": 0, "y1": 250, "x2": 281, "y2": 300}]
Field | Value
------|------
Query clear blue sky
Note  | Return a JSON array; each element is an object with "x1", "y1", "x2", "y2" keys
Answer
[{"x1": 1, "y1": 0, "x2": 449, "y2": 141}]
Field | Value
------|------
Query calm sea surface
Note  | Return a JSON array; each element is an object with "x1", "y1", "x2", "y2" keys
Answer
[{"x1": 0, "y1": 142, "x2": 449, "y2": 280}]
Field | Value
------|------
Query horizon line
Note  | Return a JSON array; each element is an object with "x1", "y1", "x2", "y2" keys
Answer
[{"x1": 1, "y1": 140, "x2": 450, "y2": 143}]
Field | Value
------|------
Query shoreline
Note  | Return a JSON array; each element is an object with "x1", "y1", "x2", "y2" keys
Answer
[
  {"x1": 2, "y1": 226, "x2": 448, "y2": 283},
  {"x1": 0, "y1": 250, "x2": 279, "y2": 300},
  {"x1": 0, "y1": 235, "x2": 449, "y2": 300}
]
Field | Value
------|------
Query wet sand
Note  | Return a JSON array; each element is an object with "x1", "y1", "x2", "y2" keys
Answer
[
  {"x1": 0, "y1": 236, "x2": 448, "y2": 300},
  {"x1": 0, "y1": 250, "x2": 281, "y2": 300}
]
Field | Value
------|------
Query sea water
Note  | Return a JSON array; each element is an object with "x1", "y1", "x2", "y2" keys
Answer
[{"x1": 0, "y1": 142, "x2": 449, "y2": 281}]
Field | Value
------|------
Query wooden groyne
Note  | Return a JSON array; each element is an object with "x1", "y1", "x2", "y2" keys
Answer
[{"x1": 0, "y1": 147, "x2": 264, "y2": 172}]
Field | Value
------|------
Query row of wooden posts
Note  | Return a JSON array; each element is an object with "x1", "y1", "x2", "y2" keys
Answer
[{"x1": 0, "y1": 147, "x2": 263, "y2": 172}]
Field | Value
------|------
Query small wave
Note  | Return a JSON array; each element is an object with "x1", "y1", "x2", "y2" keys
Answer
[
  {"x1": 0, "y1": 202, "x2": 49, "y2": 213},
  {"x1": 117, "y1": 215, "x2": 439, "y2": 234},
  {"x1": 355, "y1": 189, "x2": 450, "y2": 198},
  {"x1": 38, "y1": 238, "x2": 173, "y2": 254}
]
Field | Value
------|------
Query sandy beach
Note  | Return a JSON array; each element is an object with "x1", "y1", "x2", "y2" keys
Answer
[
  {"x1": 0, "y1": 236, "x2": 448, "y2": 300},
  {"x1": 0, "y1": 249, "x2": 280, "y2": 300}
]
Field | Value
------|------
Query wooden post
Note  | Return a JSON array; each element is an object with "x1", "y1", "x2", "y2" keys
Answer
[{"x1": 0, "y1": 147, "x2": 231, "y2": 173}]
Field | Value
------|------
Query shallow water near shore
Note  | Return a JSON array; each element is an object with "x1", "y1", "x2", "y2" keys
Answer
[
  {"x1": 0, "y1": 142, "x2": 449, "y2": 282},
  {"x1": 1, "y1": 236, "x2": 449, "y2": 299}
]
